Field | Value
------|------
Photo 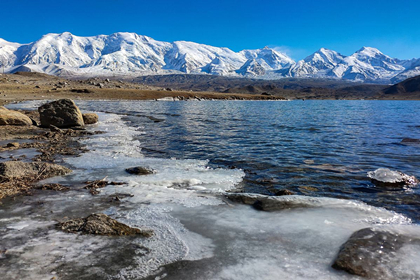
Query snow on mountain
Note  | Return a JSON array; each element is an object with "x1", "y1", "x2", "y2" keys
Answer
[
  {"x1": 0, "y1": 38, "x2": 22, "y2": 67},
  {"x1": 391, "y1": 58, "x2": 420, "y2": 83},
  {"x1": 285, "y1": 46, "x2": 411, "y2": 82},
  {"x1": 285, "y1": 48, "x2": 345, "y2": 78},
  {"x1": 236, "y1": 59, "x2": 266, "y2": 76},
  {"x1": 240, "y1": 47, "x2": 294, "y2": 70},
  {"x1": 0, "y1": 32, "x2": 418, "y2": 83},
  {"x1": 163, "y1": 41, "x2": 245, "y2": 74}
]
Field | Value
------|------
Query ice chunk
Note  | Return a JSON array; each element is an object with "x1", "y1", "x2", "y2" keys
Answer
[
  {"x1": 367, "y1": 168, "x2": 418, "y2": 186},
  {"x1": 368, "y1": 168, "x2": 406, "y2": 183}
]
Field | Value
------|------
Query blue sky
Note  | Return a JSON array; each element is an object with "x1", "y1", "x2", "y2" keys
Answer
[{"x1": 2, "y1": 0, "x2": 420, "y2": 60}]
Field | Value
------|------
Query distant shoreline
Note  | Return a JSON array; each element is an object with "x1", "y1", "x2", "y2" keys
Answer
[{"x1": 1, "y1": 72, "x2": 420, "y2": 106}]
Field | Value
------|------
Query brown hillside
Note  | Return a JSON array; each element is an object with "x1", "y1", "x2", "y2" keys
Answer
[{"x1": 384, "y1": 75, "x2": 420, "y2": 94}]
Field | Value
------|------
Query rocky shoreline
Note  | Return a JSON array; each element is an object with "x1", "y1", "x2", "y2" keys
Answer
[{"x1": 0, "y1": 100, "x2": 151, "y2": 238}]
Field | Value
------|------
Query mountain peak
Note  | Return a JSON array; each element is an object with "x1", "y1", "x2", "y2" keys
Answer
[{"x1": 356, "y1": 46, "x2": 383, "y2": 56}]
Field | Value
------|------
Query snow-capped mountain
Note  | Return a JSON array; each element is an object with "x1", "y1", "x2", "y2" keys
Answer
[
  {"x1": 236, "y1": 59, "x2": 266, "y2": 76},
  {"x1": 0, "y1": 32, "x2": 418, "y2": 83},
  {"x1": 285, "y1": 47, "x2": 410, "y2": 82},
  {"x1": 240, "y1": 47, "x2": 294, "y2": 70},
  {"x1": 391, "y1": 58, "x2": 420, "y2": 83}
]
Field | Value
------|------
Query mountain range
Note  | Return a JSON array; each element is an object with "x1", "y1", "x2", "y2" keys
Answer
[{"x1": 0, "y1": 32, "x2": 419, "y2": 84}]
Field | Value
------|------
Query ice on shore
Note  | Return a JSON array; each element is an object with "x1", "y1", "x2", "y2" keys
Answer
[{"x1": 61, "y1": 112, "x2": 244, "y2": 206}]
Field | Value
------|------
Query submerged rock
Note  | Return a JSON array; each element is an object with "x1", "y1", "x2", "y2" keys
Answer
[
  {"x1": 367, "y1": 168, "x2": 419, "y2": 187},
  {"x1": 125, "y1": 166, "x2": 155, "y2": 175},
  {"x1": 82, "y1": 113, "x2": 99, "y2": 125},
  {"x1": 332, "y1": 227, "x2": 412, "y2": 279},
  {"x1": 57, "y1": 213, "x2": 154, "y2": 237},
  {"x1": 226, "y1": 193, "x2": 324, "y2": 211},
  {"x1": 401, "y1": 138, "x2": 420, "y2": 144},
  {"x1": 0, "y1": 106, "x2": 33, "y2": 126},
  {"x1": 38, "y1": 99, "x2": 84, "y2": 128},
  {"x1": 0, "y1": 161, "x2": 71, "y2": 180}
]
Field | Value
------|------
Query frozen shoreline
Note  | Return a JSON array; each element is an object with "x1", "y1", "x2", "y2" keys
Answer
[{"x1": 2, "y1": 101, "x2": 420, "y2": 279}]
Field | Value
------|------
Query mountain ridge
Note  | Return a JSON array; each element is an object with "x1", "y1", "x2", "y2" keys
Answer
[{"x1": 0, "y1": 32, "x2": 418, "y2": 84}]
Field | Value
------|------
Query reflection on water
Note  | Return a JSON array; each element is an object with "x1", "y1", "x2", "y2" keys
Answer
[{"x1": 77, "y1": 100, "x2": 420, "y2": 221}]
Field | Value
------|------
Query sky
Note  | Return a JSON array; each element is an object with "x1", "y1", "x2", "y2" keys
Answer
[{"x1": 1, "y1": 0, "x2": 420, "y2": 60}]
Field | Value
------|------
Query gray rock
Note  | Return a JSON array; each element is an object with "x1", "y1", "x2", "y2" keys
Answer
[
  {"x1": 82, "y1": 113, "x2": 99, "y2": 124},
  {"x1": 332, "y1": 228, "x2": 412, "y2": 279},
  {"x1": 38, "y1": 99, "x2": 85, "y2": 128},
  {"x1": 226, "y1": 193, "x2": 325, "y2": 211},
  {"x1": 0, "y1": 106, "x2": 33, "y2": 126},
  {"x1": 0, "y1": 161, "x2": 71, "y2": 180},
  {"x1": 125, "y1": 166, "x2": 155, "y2": 175},
  {"x1": 57, "y1": 213, "x2": 153, "y2": 237}
]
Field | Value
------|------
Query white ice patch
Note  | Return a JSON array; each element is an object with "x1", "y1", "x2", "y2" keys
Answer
[
  {"x1": 1, "y1": 229, "x2": 110, "y2": 280},
  {"x1": 164, "y1": 200, "x2": 419, "y2": 280},
  {"x1": 393, "y1": 244, "x2": 420, "y2": 278},
  {"x1": 104, "y1": 205, "x2": 215, "y2": 279}
]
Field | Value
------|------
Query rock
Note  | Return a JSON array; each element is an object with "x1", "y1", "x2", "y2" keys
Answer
[
  {"x1": 401, "y1": 138, "x2": 420, "y2": 144},
  {"x1": 226, "y1": 193, "x2": 324, "y2": 211},
  {"x1": 38, "y1": 99, "x2": 85, "y2": 128},
  {"x1": 0, "y1": 106, "x2": 33, "y2": 126},
  {"x1": 57, "y1": 213, "x2": 153, "y2": 237},
  {"x1": 6, "y1": 142, "x2": 19, "y2": 148},
  {"x1": 49, "y1": 125, "x2": 63, "y2": 132},
  {"x1": 82, "y1": 113, "x2": 99, "y2": 124},
  {"x1": 274, "y1": 189, "x2": 294, "y2": 196},
  {"x1": 367, "y1": 168, "x2": 419, "y2": 187},
  {"x1": 70, "y1": 89, "x2": 93, "y2": 94},
  {"x1": 0, "y1": 161, "x2": 71, "y2": 180},
  {"x1": 332, "y1": 228, "x2": 411, "y2": 278},
  {"x1": 125, "y1": 166, "x2": 155, "y2": 175},
  {"x1": 226, "y1": 193, "x2": 267, "y2": 205}
]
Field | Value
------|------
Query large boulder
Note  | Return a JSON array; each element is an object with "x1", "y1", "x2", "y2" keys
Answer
[
  {"x1": 0, "y1": 106, "x2": 33, "y2": 126},
  {"x1": 38, "y1": 99, "x2": 84, "y2": 128},
  {"x1": 57, "y1": 213, "x2": 153, "y2": 237},
  {"x1": 82, "y1": 113, "x2": 98, "y2": 124},
  {"x1": 0, "y1": 161, "x2": 71, "y2": 180},
  {"x1": 367, "y1": 168, "x2": 419, "y2": 187},
  {"x1": 332, "y1": 228, "x2": 412, "y2": 279}
]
